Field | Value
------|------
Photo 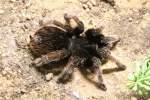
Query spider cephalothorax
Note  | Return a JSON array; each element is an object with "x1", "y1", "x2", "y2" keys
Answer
[
  {"x1": 28, "y1": 14, "x2": 126, "y2": 91},
  {"x1": 85, "y1": 28, "x2": 126, "y2": 69}
]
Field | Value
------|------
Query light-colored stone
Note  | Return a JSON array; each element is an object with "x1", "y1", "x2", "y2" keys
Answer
[
  {"x1": 0, "y1": 9, "x2": 4, "y2": 14},
  {"x1": 90, "y1": 0, "x2": 97, "y2": 6},
  {"x1": 45, "y1": 73, "x2": 53, "y2": 81}
]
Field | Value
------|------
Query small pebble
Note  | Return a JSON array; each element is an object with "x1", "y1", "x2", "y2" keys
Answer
[
  {"x1": 35, "y1": 87, "x2": 41, "y2": 91},
  {"x1": 15, "y1": 88, "x2": 26, "y2": 94},
  {"x1": 45, "y1": 73, "x2": 53, "y2": 81},
  {"x1": 87, "y1": 1, "x2": 93, "y2": 9},
  {"x1": 82, "y1": 4, "x2": 88, "y2": 10},
  {"x1": 128, "y1": 17, "x2": 133, "y2": 22},
  {"x1": 80, "y1": 0, "x2": 89, "y2": 3},
  {"x1": 20, "y1": 88, "x2": 27, "y2": 94},
  {"x1": 90, "y1": 0, "x2": 97, "y2": 6},
  {"x1": 131, "y1": 97, "x2": 137, "y2": 100},
  {"x1": 54, "y1": 86, "x2": 58, "y2": 90},
  {"x1": 72, "y1": 91, "x2": 81, "y2": 99},
  {"x1": 2, "y1": 70, "x2": 7, "y2": 75},
  {"x1": 0, "y1": 10, "x2": 4, "y2": 14}
]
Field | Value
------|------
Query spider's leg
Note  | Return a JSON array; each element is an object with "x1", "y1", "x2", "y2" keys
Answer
[
  {"x1": 103, "y1": 36, "x2": 120, "y2": 50},
  {"x1": 71, "y1": 16, "x2": 84, "y2": 34},
  {"x1": 64, "y1": 14, "x2": 77, "y2": 32},
  {"x1": 57, "y1": 56, "x2": 74, "y2": 83},
  {"x1": 64, "y1": 14, "x2": 81, "y2": 24},
  {"x1": 31, "y1": 49, "x2": 70, "y2": 67},
  {"x1": 64, "y1": 14, "x2": 84, "y2": 35},
  {"x1": 72, "y1": 16, "x2": 82, "y2": 25},
  {"x1": 64, "y1": 13, "x2": 72, "y2": 22},
  {"x1": 52, "y1": 20, "x2": 66, "y2": 31},
  {"x1": 108, "y1": 54, "x2": 126, "y2": 70},
  {"x1": 92, "y1": 57, "x2": 107, "y2": 91},
  {"x1": 96, "y1": 47, "x2": 126, "y2": 70}
]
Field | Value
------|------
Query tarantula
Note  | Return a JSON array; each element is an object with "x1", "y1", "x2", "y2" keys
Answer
[{"x1": 28, "y1": 14, "x2": 126, "y2": 90}]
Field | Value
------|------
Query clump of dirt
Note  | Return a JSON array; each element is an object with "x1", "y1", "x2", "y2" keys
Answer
[{"x1": 0, "y1": 0, "x2": 150, "y2": 100}]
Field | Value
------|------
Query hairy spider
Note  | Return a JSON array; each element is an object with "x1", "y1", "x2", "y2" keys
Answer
[{"x1": 28, "y1": 14, "x2": 126, "y2": 90}]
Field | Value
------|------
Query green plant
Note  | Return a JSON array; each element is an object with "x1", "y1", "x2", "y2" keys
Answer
[{"x1": 127, "y1": 55, "x2": 150, "y2": 97}]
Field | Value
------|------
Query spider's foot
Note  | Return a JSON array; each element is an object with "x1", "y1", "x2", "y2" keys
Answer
[
  {"x1": 56, "y1": 74, "x2": 71, "y2": 83},
  {"x1": 64, "y1": 13, "x2": 72, "y2": 20},
  {"x1": 30, "y1": 58, "x2": 44, "y2": 67},
  {"x1": 56, "y1": 77, "x2": 68, "y2": 83},
  {"x1": 56, "y1": 75, "x2": 65, "y2": 83},
  {"x1": 117, "y1": 64, "x2": 126, "y2": 71},
  {"x1": 97, "y1": 82, "x2": 107, "y2": 91}
]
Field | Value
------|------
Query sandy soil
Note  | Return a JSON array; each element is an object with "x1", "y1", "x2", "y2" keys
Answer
[{"x1": 0, "y1": 0, "x2": 150, "y2": 100}]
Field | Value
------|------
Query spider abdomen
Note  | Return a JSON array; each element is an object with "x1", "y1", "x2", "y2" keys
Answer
[{"x1": 29, "y1": 26, "x2": 69, "y2": 57}]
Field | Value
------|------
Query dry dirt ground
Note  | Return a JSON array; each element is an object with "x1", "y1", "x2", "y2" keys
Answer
[{"x1": 0, "y1": 0, "x2": 150, "y2": 100}]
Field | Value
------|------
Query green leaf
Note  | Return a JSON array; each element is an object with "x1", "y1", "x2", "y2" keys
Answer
[
  {"x1": 127, "y1": 55, "x2": 150, "y2": 97},
  {"x1": 127, "y1": 82, "x2": 135, "y2": 89},
  {"x1": 138, "y1": 82, "x2": 150, "y2": 91},
  {"x1": 139, "y1": 76, "x2": 150, "y2": 82},
  {"x1": 138, "y1": 89, "x2": 143, "y2": 96},
  {"x1": 145, "y1": 70, "x2": 150, "y2": 76},
  {"x1": 132, "y1": 83, "x2": 138, "y2": 91},
  {"x1": 144, "y1": 81, "x2": 150, "y2": 86}
]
